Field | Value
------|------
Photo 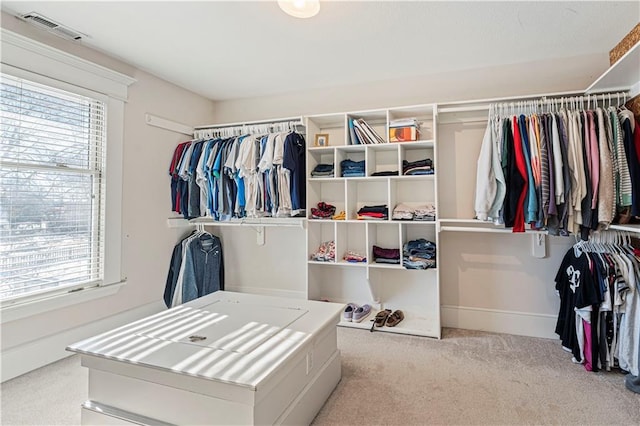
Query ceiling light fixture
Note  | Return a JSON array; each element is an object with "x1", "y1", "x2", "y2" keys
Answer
[{"x1": 278, "y1": 0, "x2": 320, "y2": 19}]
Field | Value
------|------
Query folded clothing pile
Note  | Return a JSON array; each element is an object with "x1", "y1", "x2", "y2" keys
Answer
[
  {"x1": 311, "y1": 163, "x2": 334, "y2": 178},
  {"x1": 373, "y1": 245, "x2": 400, "y2": 264},
  {"x1": 403, "y1": 238, "x2": 436, "y2": 269},
  {"x1": 332, "y1": 210, "x2": 346, "y2": 220},
  {"x1": 414, "y1": 204, "x2": 436, "y2": 221},
  {"x1": 392, "y1": 203, "x2": 415, "y2": 220},
  {"x1": 371, "y1": 170, "x2": 399, "y2": 177},
  {"x1": 310, "y1": 240, "x2": 335, "y2": 262},
  {"x1": 392, "y1": 203, "x2": 436, "y2": 221},
  {"x1": 402, "y1": 158, "x2": 433, "y2": 176},
  {"x1": 310, "y1": 202, "x2": 336, "y2": 219},
  {"x1": 357, "y1": 204, "x2": 388, "y2": 220},
  {"x1": 343, "y1": 250, "x2": 366, "y2": 263},
  {"x1": 341, "y1": 159, "x2": 365, "y2": 177}
]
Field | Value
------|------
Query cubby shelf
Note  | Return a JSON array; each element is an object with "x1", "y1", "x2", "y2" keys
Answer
[
  {"x1": 339, "y1": 312, "x2": 440, "y2": 338},
  {"x1": 306, "y1": 106, "x2": 440, "y2": 339}
]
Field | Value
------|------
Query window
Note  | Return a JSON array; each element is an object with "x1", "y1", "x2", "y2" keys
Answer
[{"x1": 0, "y1": 73, "x2": 107, "y2": 302}]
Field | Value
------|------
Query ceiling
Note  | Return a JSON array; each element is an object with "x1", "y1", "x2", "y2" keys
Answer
[{"x1": 1, "y1": 1, "x2": 639, "y2": 101}]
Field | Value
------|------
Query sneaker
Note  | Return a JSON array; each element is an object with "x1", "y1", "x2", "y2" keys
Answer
[
  {"x1": 343, "y1": 303, "x2": 358, "y2": 322},
  {"x1": 352, "y1": 304, "x2": 371, "y2": 323}
]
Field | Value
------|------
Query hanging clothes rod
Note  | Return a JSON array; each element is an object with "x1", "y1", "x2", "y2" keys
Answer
[
  {"x1": 194, "y1": 116, "x2": 304, "y2": 130},
  {"x1": 489, "y1": 91, "x2": 629, "y2": 117},
  {"x1": 193, "y1": 116, "x2": 305, "y2": 139}
]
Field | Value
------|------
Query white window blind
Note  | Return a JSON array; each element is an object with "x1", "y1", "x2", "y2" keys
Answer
[{"x1": 0, "y1": 73, "x2": 107, "y2": 302}]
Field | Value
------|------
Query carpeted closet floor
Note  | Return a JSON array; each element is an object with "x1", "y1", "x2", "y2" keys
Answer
[{"x1": 2, "y1": 327, "x2": 639, "y2": 425}]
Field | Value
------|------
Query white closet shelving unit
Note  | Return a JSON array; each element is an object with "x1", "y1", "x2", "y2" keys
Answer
[{"x1": 304, "y1": 105, "x2": 440, "y2": 338}]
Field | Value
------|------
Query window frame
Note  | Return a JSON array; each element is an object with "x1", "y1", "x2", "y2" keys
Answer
[
  {"x1": 0, "y1": 29, "x2": 135, "y2": 323},
  {"x1": 1, "y1": 72, "x2": 108, "y2": 303}
]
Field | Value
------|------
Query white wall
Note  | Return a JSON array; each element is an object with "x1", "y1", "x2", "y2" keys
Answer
[
  {"x1": 210, "y1": 53, "x2": 608, "y2": 123},
  {"x1": 212, "y1": 227, "x2": 307, "y2": 299},
  {"x1": 0, "y1": 14, "x2": 216, "y2": 381}
]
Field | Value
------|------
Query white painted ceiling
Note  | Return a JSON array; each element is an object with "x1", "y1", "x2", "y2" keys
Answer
[{"x1": 2, "y1": 1, "x2": 639, "y2": 101}]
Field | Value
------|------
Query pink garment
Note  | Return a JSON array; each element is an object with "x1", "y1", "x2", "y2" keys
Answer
[
  {"x1": 512, "y1": 116, "x2": 527, "y2": 233},
  {"x1": 583, "y1": 112, "x2": 592, "y2": 199},
  {"x1": 588, "y1": 111, "x2": 599, "y2": 209},
  {"x1": 583, "y1": 318, "x2": 593, "y2": 372},
  {"x1": 635, "y1": 118, "x2": 640, "y2": 165}
]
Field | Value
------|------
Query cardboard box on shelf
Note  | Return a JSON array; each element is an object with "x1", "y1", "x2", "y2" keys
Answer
[
  {"x1": 610, "y1": 23, "x2": 640, "y2": 65},
  {"x1": 389, "y1": 126, "x2": 419, "y2": 142}
]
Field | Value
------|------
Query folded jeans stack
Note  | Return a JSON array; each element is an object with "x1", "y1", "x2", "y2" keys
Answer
[
  {"x1": 341, "y1": 159, "x2": 365, "y2": 177},
  {"x1": 310, "y1": 202, "x2": 336, "y2": 219},
  {"x1": 357, "y1": 204, "x2": 388, "y2": 220},
  {"x1": 373, "y1": 245, "x2": 401, "y2": 264},
  {"x1": 402, "y1": 158, "x2": 434, "y2": 176},
  {"x1": 402, "y1": 238, "x2": 436, "y2": 269},
  {"x1": 310, "y1": 240, "x2": 336, "y2": 262},
  {"x1": 311, "y1": 163, "x2": 334, "y2": 178}
]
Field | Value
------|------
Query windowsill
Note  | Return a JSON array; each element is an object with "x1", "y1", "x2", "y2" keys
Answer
[{"x1": 0, "y1": 281, "x2": 127, "y2": 324}]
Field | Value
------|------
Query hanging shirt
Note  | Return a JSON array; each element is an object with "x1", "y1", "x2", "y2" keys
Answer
[
  {"x1": 555, "y1": 245, "x2": 600, "y2": 362},
  {"x1": 539, "y1": 115, "x2": 551, "y2": 224},
  {"x1": 596, "y1": 108, "x2": 615, "y2": 227},
  {"x1": 511, "y1": 116, "x2": 528, "y2": 232},
  {"x1": 587, "y1": 111, "x2": 600, "y2": 212},
  {"x1": 620, "y1": 111, "x2": 640, "y2": 217},
  {"x1": 475, "y1": 117, "x2": 506, "y2": 221},
  {"x1": 549, "y1": 114, "x2": 564, "y2": 206},
  {"x1": 273, "y1": 132, "x2": 293, "y2": 217},
  {"x1": 283, "y1": 132, "x2": 307, "y2": 216},
  {"x1": 556, "y1": 112, "x2": 571, "y2": 235},
  {"x1": 611, "y1": 107, "x2": 632, "y2": 209},
  {"x1": 518, "y1": 115, "x2": 537, "y2": 224}
]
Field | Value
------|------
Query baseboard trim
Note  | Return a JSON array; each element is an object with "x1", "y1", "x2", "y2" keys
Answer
[
  {"x1": 1, "y1": 301, "x2": 165, "y2": 383},
  {"x1": 441, "y1": 305, "x2": 558, "y2": 339},
  {"x1": 225, "y1": 285, "x2": 306, "y2": 300}
]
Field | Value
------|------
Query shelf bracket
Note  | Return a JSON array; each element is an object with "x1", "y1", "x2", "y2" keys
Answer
[
  {"x1": 145, "y1": 113, "x2": 193, "y2": 136},
  {"x1": 256, "y1": 226, "x2": 265, "y2": 246},
  {"x1": 364, "y1": 270, "x2": 380, "y2": 306},
  {"x1": 531, "y1": 233, "x2": 546, "y2": 258}
]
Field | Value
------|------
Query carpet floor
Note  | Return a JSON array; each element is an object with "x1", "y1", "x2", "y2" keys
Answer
[{"x1": 1, "y1": 327, "x2": 639, "y2": 425}]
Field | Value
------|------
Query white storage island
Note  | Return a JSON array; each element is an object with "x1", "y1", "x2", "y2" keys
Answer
[{"x1": 67, "y1": 291, "x2": 344, "y2": 425}]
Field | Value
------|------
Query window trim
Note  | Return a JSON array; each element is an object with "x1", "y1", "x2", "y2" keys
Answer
[
  {"x1": 1, "y1": 29, "x2": 135, "y2": 101},
  {"x1": 0, "y1": 29, "x2": 135, "y2": 323}
]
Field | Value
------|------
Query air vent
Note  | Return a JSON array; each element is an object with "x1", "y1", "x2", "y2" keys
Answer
[{"x1": 18, "y1": 12, "x2": 86, "y2": 41}]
